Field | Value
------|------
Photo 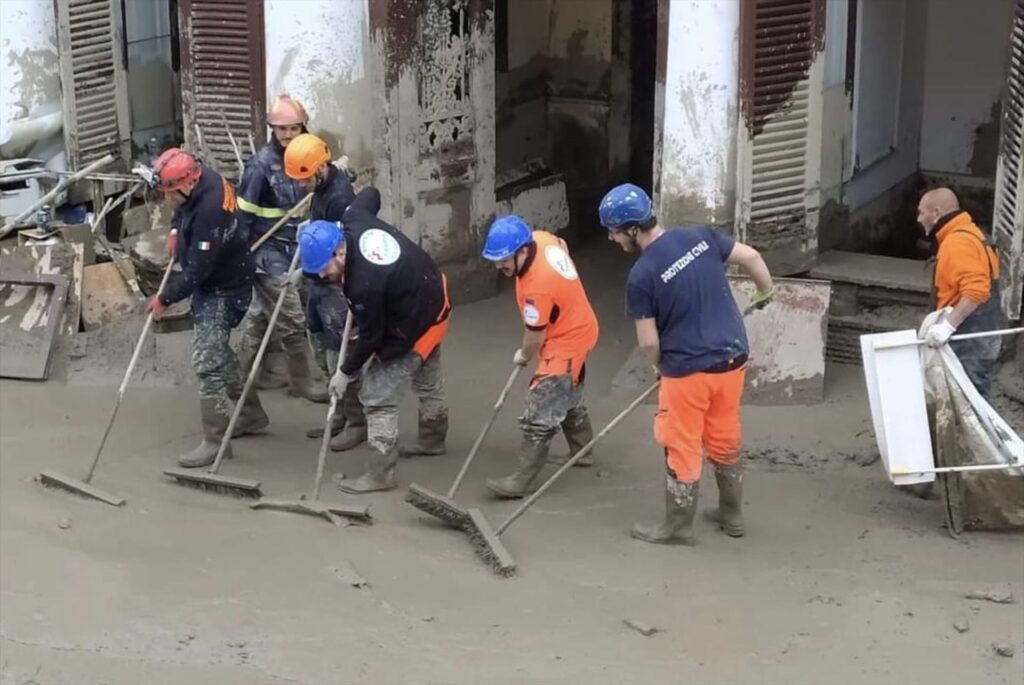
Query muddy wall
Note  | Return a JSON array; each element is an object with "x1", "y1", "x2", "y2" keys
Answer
[
  {"x1": 655, "y1": 0, "x2": 739, "y2": 229},
  {"x1": 919, "y1": 0, "x2": 1011, "y2": 178},
  {"x1": 264, "y1": 0, "x2": 374, "y2": 176},
  {"x1": 0, "y1": 0, "x2": 61, "y2": 160}
]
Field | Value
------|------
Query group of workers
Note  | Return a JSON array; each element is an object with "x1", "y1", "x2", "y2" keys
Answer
[{"x1": 142, "y1": 93, "x2": 1003, "y2": 544}]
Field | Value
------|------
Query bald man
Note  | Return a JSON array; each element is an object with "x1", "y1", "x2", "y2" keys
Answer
[{"x1": 916, "y1": 188, "x2": 1002, "y2": 398}]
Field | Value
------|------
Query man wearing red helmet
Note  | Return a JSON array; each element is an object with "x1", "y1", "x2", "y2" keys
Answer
[
  {"x1": 235, "y1": 94, "x2": 325, "y2": 402},
  {"x1": 148, "y1": 148, "x2": 268, "y2": 468}
]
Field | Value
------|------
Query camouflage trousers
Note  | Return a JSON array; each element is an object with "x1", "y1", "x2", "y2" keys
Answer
[
  {"x1": 520, "y1": 372, "x2": 590, "y2": 445},
  {"x1": 238, "y1": 240, "x2": 307, "y2": 359},
  {"x1": 191, "y1": 288, "x2": 251, "y2": 403},
  {"x1": 359, "y1": 347, "x2": 445, "y2": 454}
]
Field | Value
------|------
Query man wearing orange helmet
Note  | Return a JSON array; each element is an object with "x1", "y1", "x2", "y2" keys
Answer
[
  {"x1": 148, "y1": 148, "x2": 268, "y2": 468},
  {"x1": 235, "y1": 94, "x2": 326, "y2": 402}
]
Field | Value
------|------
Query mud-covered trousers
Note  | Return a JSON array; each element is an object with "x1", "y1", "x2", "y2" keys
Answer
[
  {"x1": 307, "y1": 278, "x2": 363, "y2": 415},
  {"x1": 519, "y1": 369, "x2": 591, "y2": 450},
  {"x1": 191, "y1": 287, "x2": 251, "y2": 410},
  {"x1": 358, "y1": 347, "x2": 445, "y2": 455},
  {"x1": 238, "y1": 239, "x2": 306, "y2": 358}
]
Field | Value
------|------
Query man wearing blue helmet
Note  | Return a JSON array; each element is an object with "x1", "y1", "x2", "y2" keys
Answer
[
  {"x1": 480, "y1": 215, "x2": 599, "y2": 498},
  {"x1": 599, "y1": 183, "x2": 774, "y2": 545},
  {"x1": 299, "y1": 187, "x2": 451, "y2": 494}
]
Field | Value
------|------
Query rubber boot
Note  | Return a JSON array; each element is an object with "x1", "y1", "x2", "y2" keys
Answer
[
  {"x1": 178, "y1": 398, "x2": 231, "y2": 468},
  {"x1": 548, "y1": 413, "x2": 595, "y2": 467},
  {"x1": 631, "y1": 480, "x2": 699, "y2": 545},
  {"x1": 226, "y1": 380, "x2": 269, "y2": 437},
  {"x1": 397, "y1": 410, "x2": 448, "y2": 458},
  {"x1": 335, "y1": 446, "x2": 398, "y2": 494},
  {"x1": 307, "y1": 412, "x2": 345, "y2": 439},
  {"x1": 486, "y1": 437, "x2": 550, "y2": 499},
  {"x1": 286, "y1": 347, "x2": 329, "y2": 403},
  {"x1": 329, "y1": 382, "x2": 367, "y2": 450},
  {"x1": 703, "y1": 463, "x2": 745, "y2": 537}
]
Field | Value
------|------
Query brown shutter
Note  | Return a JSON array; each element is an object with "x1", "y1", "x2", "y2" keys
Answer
[
  {"x1": 992, "y1": 0, "x2": 1024, "y2": 321},
  {"x1": 55, "y1": 0, "x2": 132, "y2": 169},
  {"x1": 178, "y1": 0, "x2": 266, "y2": 178},
  {"x1": 735, "y1": 0, "x2": 826, "y2": 276}
]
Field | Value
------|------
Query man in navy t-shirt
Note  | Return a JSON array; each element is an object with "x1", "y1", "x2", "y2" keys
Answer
[{"x1": 599, "y1": 183, "x2": 775, "y2": 546}]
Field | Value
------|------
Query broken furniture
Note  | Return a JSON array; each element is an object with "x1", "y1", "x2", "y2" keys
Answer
[{"x1": 0, "y1": 271, "x2": 69, "y2": 380}]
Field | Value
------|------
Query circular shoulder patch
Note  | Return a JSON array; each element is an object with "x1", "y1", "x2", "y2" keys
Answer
[
  {"x1": 544, "y1": 244, "x2": 578, "y2": 280},
  {"x1": 523, "y1": 302, "x2": 541, "y2": 326},
  {"x1": 358, "y1": 228, "x2": 401, "y2": 266}
]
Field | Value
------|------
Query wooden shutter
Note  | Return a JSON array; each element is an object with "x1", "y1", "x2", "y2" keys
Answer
[
  {"x1": 55, "y1": 0, "x2": 132, "y2": 169},
  {"x1": 992, "y1": 0, "x2": 1024, "y2": 321},
  {"x1": 735, "y1": 0, "x2": 826, "y2": 276},
  {"x1": 178, "y1": 0, "x2": 266, "y2": 179}
]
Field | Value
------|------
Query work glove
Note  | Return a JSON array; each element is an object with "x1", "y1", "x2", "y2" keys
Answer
[
  {"x1": 166, "y1": 229, "x2": 178, "y2": 257},
  {"x1": 513, "y1": 348, "x2": 530, "y2": 367},
  {"x1": 147, "y1": 295, "x2": 167, "y2": 319},
  {"x1": 924, "y1": 318, "x2": 957, "y2": 348},
  {"x1": 329, "y1": 369, "x2": 352, "y2": 399},
  {"x1": 749, "y1": 287, "x2": 774, "y2": 311}
]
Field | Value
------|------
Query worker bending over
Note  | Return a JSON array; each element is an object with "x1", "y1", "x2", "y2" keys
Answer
[
  {"x1": 600, "y1": 183, "x2": 774, "y2": 545},
  {"x1": 299, "y1": 187, "x2": 451, "y2": 493},
  {"x1": 149, "y1": 148, "x2": 268, "y2": 467},
  {"x1": 480, "y1": 215, "x2": 599, "y2": 498},
  {"x1": 235, "y1": 95, "x2": 325, "y2": 402},
  {"x1": 285, "y1": 133, "x2": 366, "y2": 451},
  {"x1": 917, "y1": 187, "x2": 1003, "y2": 398}
]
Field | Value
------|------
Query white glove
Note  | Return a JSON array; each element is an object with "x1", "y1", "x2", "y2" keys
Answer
[
  {"x1": 513, "y1": 348, "x2": 530, "y2": 367},
  {"x1": 329, "y1": 369, "x2": 351, "y2": 398},
  {"x1": 924, "y1": 319, "x2": 957, "y2": 348}
]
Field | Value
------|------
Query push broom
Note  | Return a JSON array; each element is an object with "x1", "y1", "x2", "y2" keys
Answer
[
  {"x1": 163, "y1": 249, "x2": 305, "y2": 497},
  {"x1": 38, "y1": 260, "x2": 176, "y2": 507},
  {"x1": 405, "y1": 365, "x2": 522, "y2": 527},
  {"x1": 464, "y1": 381, "x2": 660, "y2": 576},
  {"x1": 251, "y1": 311, "x2": 373, "y2": 524}
]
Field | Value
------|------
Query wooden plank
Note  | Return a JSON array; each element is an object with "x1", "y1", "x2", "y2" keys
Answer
[
  {"x1": 81, "y1": 261, "x2": 139, "y2": 331},
  {"x1": 0, "y1": 272, "x2": 68, "y2": 380}
]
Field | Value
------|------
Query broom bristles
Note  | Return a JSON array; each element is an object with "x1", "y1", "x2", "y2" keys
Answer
[
  {"x1": 465, "y1": 508, "x2": 516, "y2": 577},
  {"x1": 163, "y1": 470, "x2": 261, "y2": 498},
  {"x1": 405, "y1": 484, "x2": 469, "y2": 527}
]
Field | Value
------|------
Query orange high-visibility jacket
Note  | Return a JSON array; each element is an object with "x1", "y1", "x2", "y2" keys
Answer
[{"x1": 933, "y1": 212, "x2": 1000, "y2": 309}]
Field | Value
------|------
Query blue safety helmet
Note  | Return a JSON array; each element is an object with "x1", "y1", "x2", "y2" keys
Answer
[
  {"x1": 598, "y1": 183, "x2": 653, "y2": 231},
  {"x1": 482, "y1": 214, "x2": 533, "y2": 261},
  {"x1": 299, "y1": 220, "x2": 343, "y2": 274}
]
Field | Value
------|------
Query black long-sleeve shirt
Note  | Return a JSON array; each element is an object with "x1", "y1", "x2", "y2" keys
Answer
[
  {"x1": 160, "y1": 167, "x2": 253, "y2": 305},
  {"x1": 340, "y1": 187, "x2": 446, "y2": 375}
]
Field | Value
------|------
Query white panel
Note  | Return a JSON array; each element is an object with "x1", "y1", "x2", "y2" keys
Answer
[
  {"x1": 823, "y1": 0, "x2": 849, "y2": 88},
  {"x1": 852, "y1": 0, "x2": 905, "y2": 170},
  {"x1": 860, "y1": 330, "x2": 935, "y2": 486}
]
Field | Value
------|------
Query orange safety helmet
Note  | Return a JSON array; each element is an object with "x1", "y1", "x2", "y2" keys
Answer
[
  {"x1": 267, "y1": 95, "x2": 309, "y2": 127},
  {"x1": 152, "y1": 147, "x2": 201, "y2": 192},
  {"x1": 284, "y1": 133, "x2": 332, "y2": 180}
]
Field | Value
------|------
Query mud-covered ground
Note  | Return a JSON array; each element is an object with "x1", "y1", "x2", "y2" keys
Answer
[{"x1": 2, "y1": 248, "x2": 1021, "y2": 685}]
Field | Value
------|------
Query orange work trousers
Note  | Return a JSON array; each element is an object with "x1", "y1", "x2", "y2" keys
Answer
[{"x1": 654, "y1": 365, "x2": 746, "y2": 483}]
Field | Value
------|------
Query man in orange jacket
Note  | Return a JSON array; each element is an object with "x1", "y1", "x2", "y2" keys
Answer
[
  {"x1": 480, "y1": 215, "x2": 599, "y2": 498},
  {"x1": 917, "y1": 187, "x2": 1003, "y2": 398}
]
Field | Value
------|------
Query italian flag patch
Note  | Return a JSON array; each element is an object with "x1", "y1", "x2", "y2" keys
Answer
[{"x1": 197, "y1": 241, "x2": 211, "y2": 251}]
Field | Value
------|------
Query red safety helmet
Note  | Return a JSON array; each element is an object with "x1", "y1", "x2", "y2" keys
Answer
[
  {"x1": 152, "y1": 148, "x2": 201, "y2": 192},
  {"x1": 267, "y1": 95, "x2": 309, "y2": 127}
]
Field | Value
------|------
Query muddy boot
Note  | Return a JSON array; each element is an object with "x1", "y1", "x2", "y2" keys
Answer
[
  {"x1": 329, "y1": 382, "x2": 367, "y2": 450},
  {"x1": 335, "y1": 447, "x2": 398, "y2": 494},
  {"x1": 486, "y1": 437, "x2": 550, "y2": 499},
  {"x1": 286, "y1": 347, "x2": 328, "y2": 403},
  {"x1": 307, "y1": 412, "x2": 345, "y2": 439},
  {"x1": 227, "y1": 382, "x2": 270, "y2": 437},
  {"x1": 177, "y1": 398, "x2": 231, "y2": 468},
  {"x1": 397, "y1": 409, "x2": 448, "y2": 458},
  {"x1": 703, "y1": 463, "x2": 745, "y2": 537},
  {"x1": 255, "y1": 349, "x2": 289, "y2": 390},
  {"x1": 548, "y1": 413, "x2": 595, "y2": 467},
  {"x1": 631, "y1": 479, "x2": 698, "y2": 545}
]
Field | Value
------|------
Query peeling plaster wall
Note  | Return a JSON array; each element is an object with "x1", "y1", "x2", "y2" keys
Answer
[
  {"x1": 0, "y1": 1, "x2": 61, "y2": 154},
  {"x1": 656, "y1": 0, "x2": 738, "y2": 228},
  {"x1": 264, "y1": 0, "x2": 373, "y2": 174},
  {"x1": 919, "y1": 0, "x2": 1011, "y2": 178}
]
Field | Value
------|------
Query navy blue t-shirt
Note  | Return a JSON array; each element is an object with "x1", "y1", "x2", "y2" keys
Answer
[{"x1": 626, "y1": 227, "x2": 748, "y2": 378}]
